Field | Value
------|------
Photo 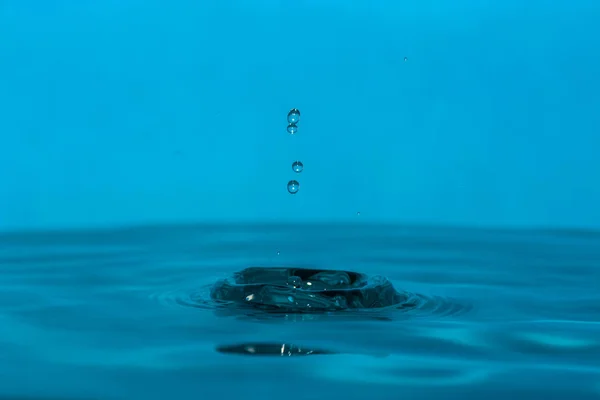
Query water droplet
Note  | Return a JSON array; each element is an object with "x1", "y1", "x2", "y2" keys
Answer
[
  {"x1": 287, "y1": 108, "x2": 300, "y2": 124},
  {"x1": 288, "y1": 276, "x2": 302, "y2": 288},
  {"x1": 276, "y1": 250, "x2": 280, "y2": 256},
  {"x1": 357, "y1": 211, "x2": 360, "y2": 216},
  {"x1": 287, "y1": 123, "x2": 298, "y2": 135},
  {"x1": 404, "y1": 56, "x2": 408, "y2": 62},
  {"x1": 292, "y1": 161, "x2": 303, "y2": 173},
  {"x1": 287, "y1": 180, "x2": 299, "y2": 194}
]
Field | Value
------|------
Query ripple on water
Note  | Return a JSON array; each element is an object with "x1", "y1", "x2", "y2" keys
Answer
[
  {"x1": 148, "y1": 284, "x2": 216, "y2": 310},
  {"x1": 149, "y1": 267, "x2": 471, "y2": 321}
]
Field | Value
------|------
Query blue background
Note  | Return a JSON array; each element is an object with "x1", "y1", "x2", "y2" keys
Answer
[{"x1": 1, "y1": 0, "x2": 599, "y2": 232}]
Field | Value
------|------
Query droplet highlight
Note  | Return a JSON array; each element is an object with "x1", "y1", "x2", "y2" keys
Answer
[{"x1": 287, "y1": 276, "x2": 302, "y2": 288}]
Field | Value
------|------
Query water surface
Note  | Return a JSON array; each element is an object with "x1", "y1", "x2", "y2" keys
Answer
[{"x1": 1, "y1": 224, "x2": 599, "y2": 399}]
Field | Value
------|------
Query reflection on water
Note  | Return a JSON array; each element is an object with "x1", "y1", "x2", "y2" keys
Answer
[
  {"x1": 0, "y1": 224, "x2": 599, "y2": 399},
  {"x1": 216, "y1": 342, "x2": 339, "y2": 356}
]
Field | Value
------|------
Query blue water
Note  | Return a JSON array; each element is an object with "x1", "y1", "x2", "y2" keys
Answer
[
  {"x1": 1, "y1": 1, "x2": 600, "y2": 398},
  {"x1": 1, "y1": 224, "x2": 599, "y2": 399}
]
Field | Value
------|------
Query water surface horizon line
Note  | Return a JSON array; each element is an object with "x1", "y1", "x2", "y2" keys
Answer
[{"x1": 1, "y1": 219, "x2": 599, "y2": 239}]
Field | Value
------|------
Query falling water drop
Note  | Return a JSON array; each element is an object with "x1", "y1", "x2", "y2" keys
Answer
[
  {"x1": 287, "y1": 180, "x2": 299, "y2": 194},
  {"x1": 287, "y1": 108, "x2": 300, "y2": 124},
  {"x1": 287, "y1": 123, "x2": 298, "y2": 135},
  {"x1": 292, "y1": 161, "x2": 303, "y2": 173}
]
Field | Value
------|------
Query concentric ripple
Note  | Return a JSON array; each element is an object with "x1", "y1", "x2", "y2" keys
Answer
[
  {"x1": 149, "y1": 284, "x2": 216, "y2": 310},
  {"x1": 398, "y1": 291, "x2": 472, "y2": 318},
  {"x1": 150, "y1": 267, "x2": 471, "y2": 320}
]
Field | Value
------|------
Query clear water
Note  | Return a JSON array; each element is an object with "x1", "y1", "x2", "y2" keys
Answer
[{"x1": 1, "y1": 224, "x2": 599, "y2": 399}]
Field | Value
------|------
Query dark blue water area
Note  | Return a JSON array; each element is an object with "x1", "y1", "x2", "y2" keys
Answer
[{"x1": 0, "y1": 224, "x2": 599, "y2": 399}]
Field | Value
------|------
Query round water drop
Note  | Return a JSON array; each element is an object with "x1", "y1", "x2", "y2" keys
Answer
[
  {"x1": 287, "y1": 108, "x2": 300, "y2": 124},
  {"x1": 287, "y1": 123, "x2": 298, "y2": 135},
  {"x1": 287, "y1": 180, "x2": 299, "y2": 194},
  {"x1": 292, "y1": 161, "x2": 303, "y2": 173}
]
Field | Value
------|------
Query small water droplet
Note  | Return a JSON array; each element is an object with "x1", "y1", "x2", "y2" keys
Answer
[
  {"x1": 287, "y1": 276, "x2": 302, "y2": 288},
  {"x1": 404, "y1": 56, "x2": 408, "y2": 62},
  {"x1": 287, "y1": 108, "x2": 300, "y2": 124},
  {"x1": 276, "y1": 250, "x2": 280, "y2": 256},
  {"x1": 287, "y1": 296, "x2": 295, "y2": 303},
  {"x1": 287, "y1": 180, "x2": 299, "y2": 194},
  {"x1": 292, "y1": 161, "x2": 303, "y2": 173},
  {"x1": 287, "y1": 123, "x2": 298, "y2": 135},
  {"x1": 357, "y1": 211, "x2": 360, "y2": 216}
]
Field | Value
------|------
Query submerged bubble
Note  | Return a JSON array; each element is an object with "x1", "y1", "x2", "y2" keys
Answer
[
  {"x1": 292, "y1": 161, "x2": 303, "y2": 173},
  {"x1": 287, "y1": 108, "x2": 300, "y2": 124},
  {"x1": 287, "y1": 180, "x2": 299, "y2": 194},
  {"x1": 287, "y1": 123, "x2": 298, "y2": 135}
]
